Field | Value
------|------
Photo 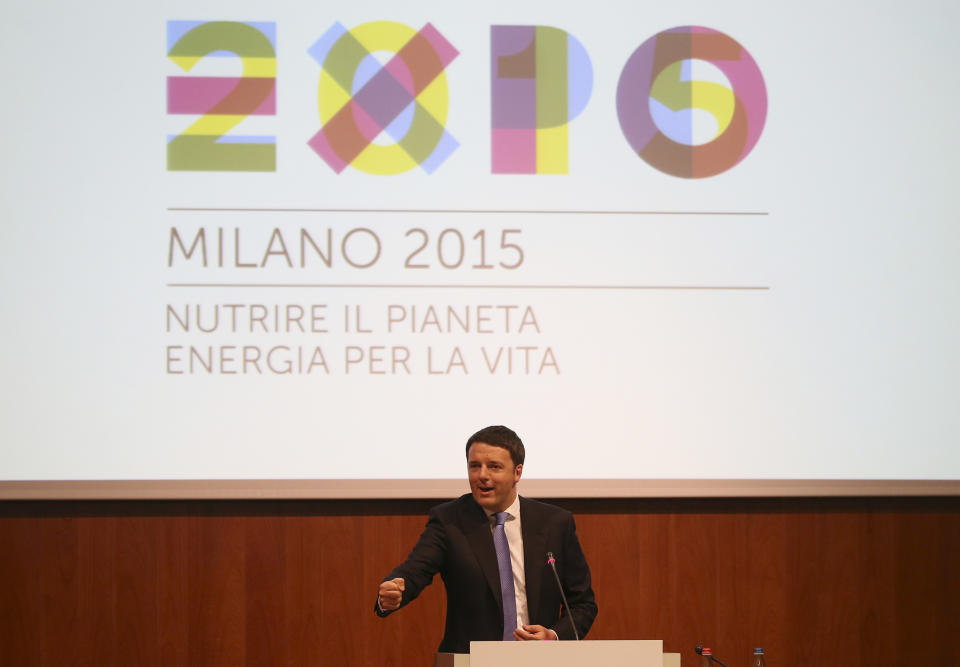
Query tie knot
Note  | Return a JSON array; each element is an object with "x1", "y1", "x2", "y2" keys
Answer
[{"x1": 494, "y1": 511, "x2": 509, "y2": 526}]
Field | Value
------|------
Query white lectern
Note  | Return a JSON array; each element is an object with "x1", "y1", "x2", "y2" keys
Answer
[{"x1": 435, "y1": 640, "x2": 680, "y2": 667}]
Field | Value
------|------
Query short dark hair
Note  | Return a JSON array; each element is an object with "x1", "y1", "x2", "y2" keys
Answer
[{"x1": 465, "y1": 425, "x2": 525, "y2": 466}]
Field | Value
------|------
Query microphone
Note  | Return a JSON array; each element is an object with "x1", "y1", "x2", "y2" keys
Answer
[
  {"x1": 694, "y1": 645, "x2": 729, "y2": 667},
  {"x1": 546, "y1": 552, "x2": 579, "y2": 640}
]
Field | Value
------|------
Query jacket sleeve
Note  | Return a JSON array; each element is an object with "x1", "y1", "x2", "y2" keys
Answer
[{"x1": 374, "y1": 508, "x2": 449, "y2": 617}]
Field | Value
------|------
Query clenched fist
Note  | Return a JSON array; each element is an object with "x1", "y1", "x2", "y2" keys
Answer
[{"x1": 378, "y1": 577, "x2": 405, "y2": 612}]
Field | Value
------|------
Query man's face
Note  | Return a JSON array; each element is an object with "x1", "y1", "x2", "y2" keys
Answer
[{"x1": 468, "y1": 442, "x2": 522, "y2": 513}]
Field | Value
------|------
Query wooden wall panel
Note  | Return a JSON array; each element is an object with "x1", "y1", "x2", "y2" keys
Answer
[
  {"x1": 1, "y1": 498, "x2": 958, "y2": 667},
  {"x1": 245, "y1": 515, "x2": 285, "y2": 665},
  {"x1": 78, "y1": 516, "x2": 118, "y2": 665},
  {"x1": 42, "y1": 516, "x2": 82, "y2": 665},
  {"x1": 116, "y1": 516, "x2": 159, "y2": 667},
  {"x1": 189, "y1": 515, "x2": 246, "y2": 666},
  {"x1": 158, "y1": 515, "x2": 190, "y2": 665},
  {"x1": 282, "y1": 514, "x2": 325, "y2": 667},
  {"x1": 0, "y1": 517, "x2": 43, "y2": 665}
]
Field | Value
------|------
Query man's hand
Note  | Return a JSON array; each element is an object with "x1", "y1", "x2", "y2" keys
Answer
[
  {"x1": 378, "y1": 578, "x2": 405, "y2": 612},
  {"x1": 513, "y1": 624, "x2": 557, "y2": 641}
]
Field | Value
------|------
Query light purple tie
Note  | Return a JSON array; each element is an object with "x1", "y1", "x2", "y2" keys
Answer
[{"x1": 493, "y1": 511, "x2": 517, "y2": 641}]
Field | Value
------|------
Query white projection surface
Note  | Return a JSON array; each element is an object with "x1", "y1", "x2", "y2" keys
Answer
[{"x1": 2, "y1": 0, "x2": 959, "y2": 498}]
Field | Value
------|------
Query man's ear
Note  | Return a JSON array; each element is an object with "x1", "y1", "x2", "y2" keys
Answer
[{"x1": 514, "y1": 463, "x2": 523, "y2": 481}]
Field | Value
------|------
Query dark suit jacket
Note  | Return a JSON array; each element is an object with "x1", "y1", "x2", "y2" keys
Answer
[{"x1": 375, "y1": 493, "x2": 597, "y2": 654}]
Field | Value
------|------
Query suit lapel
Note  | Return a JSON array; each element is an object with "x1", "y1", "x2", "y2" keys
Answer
[
  {"x1": 520, "y1": 497, "x2": 546, "y2": 624},
  {"x1": 462, "y1": 496, "x2": 503, "y2": 607}
]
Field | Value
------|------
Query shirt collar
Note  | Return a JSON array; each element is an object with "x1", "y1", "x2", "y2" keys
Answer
[{"x1": 485, "y1": 493, "x2": 521, "y2": 521}]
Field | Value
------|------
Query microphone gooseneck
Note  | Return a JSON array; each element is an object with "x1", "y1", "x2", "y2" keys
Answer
[
  {"x1": 545, "y1": 551, "x2": 579, "y2": 641},
  {"x1": 694, "y1": 645, "x2": 729, "y2": 667}
]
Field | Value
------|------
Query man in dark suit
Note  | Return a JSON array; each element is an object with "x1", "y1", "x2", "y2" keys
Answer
[{"x1": 375, "y1": 425, "x2": 597, "y2": 654}]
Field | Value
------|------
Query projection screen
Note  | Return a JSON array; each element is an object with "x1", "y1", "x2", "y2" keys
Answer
[{"x1": 2, "y1": 0, "x2": 959, "y2": 498}]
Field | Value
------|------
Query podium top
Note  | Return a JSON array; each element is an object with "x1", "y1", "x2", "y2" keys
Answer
[{"x1": 435, "y1": 640, "x2": 666, "y2": 667}]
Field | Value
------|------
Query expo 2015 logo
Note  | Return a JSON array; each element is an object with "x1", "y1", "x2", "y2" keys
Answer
[
  {"x1": 166, "y1": 21, "x2": 767, "y2": 178},
  {"x1": 617, "y1": 26, "x2": 767, "y2": 178}
]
